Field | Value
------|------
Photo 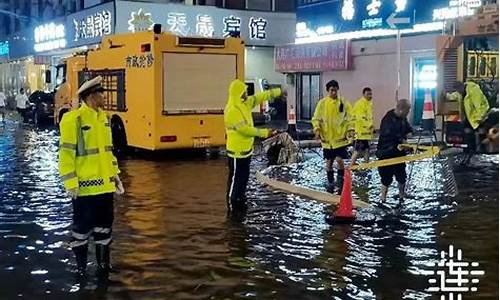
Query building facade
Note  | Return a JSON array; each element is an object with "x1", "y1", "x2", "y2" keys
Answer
[
  {"x1": 280, "y1": 0, "x2": 498, "y2": 130},
  {"x1": 0, "y1": 0, "x2": 295, "y2": 98}
]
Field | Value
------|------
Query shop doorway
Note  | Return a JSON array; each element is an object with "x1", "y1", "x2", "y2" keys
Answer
[{"x1": 297, "y1": 73, "x2": 321, "y2": 121}]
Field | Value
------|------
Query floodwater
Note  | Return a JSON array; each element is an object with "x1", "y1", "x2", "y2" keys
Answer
[{"x1": 0, "y1": 120, "x2": 498, "y2": 299}]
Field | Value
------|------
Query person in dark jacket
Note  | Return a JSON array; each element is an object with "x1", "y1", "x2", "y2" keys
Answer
[{"x1": 376, "y1": 99, "x2": 412, "y2": 206}]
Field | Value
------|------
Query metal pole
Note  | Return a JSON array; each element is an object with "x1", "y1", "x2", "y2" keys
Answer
[{"x1": 396, "y1": 29, "x2": 401, "y2": 101}]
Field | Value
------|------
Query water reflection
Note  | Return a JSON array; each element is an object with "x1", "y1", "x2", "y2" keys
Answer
[{"x1": 0, "y1": 120, "x2": 498, "y2": 299}]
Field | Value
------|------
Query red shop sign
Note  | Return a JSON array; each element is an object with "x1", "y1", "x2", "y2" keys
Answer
[{"x1": 274, "y1": 40, "x2": 352, "y2": 73}]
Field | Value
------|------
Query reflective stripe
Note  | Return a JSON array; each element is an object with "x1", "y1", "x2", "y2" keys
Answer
[
  {"x1": 104, "y1": 123, "x2": 110, "y2": 127},
  {"x1": 70, "y1": 240, "x2": 88, "y2": 248},
  {"x1": 76, "y1": 116, "x2": 86, "y2": 156},
  {"x1": 104, "y1": 146, "x2": 113, "y2": 152},
  {"x1": 61, "y1": 171, "x2": 77, "y2": 181},
  {"x1": 95, "y1": 238, "x2": 112, "y2": 245},
  {"x1": 226, "y1": 120, "x2": 247, "y2": 131},
  {"x1": 226, "y1": 149, "x2": 252, "y2": 156},
  {"x1": 94, "y1": 227, "x2": 111, "y2": 234},
  {"x1": 228, "y1": 157, "x2": 236, "y2": 212},
  {"x1": 83, "y1": 148, "x2": 99, "y2": 155},
  {"x1": 79, "y1": 178, "x2": 105, "y2": 187},
  {"x1": 60, "y1": 143, "x2": 77, "y2": 150},
  {"x1": 72, "y1": 231, "x2": 91, "y2": 240}
]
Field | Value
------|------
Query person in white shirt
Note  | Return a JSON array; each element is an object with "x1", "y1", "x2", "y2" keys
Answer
[
  {"x1": 15, "y1": 88, "x2": 29, "y2": 122},
  {"x1": 0, "y1": 90, "x2": 6, "y2": 123}
]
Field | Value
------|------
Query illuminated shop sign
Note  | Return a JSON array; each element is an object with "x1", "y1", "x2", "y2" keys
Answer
[
  {"x1": 432, "y1": 0, "x2": 481, "y2": 21},
  {"x1": 296, "y1": 0, "x2": 482, "y2": 42},
  {"x1": 73, "y1": 9, "x2": 112, "y2": 41},
  {"x1": 125, "y1": 8, "x2": 267, "y2": 40},
  {"x1": 0, "y1": 41, "x2": 8, "y2": 56},
  {"x1": 34, "y1": 23, "x2": 66, "y2": 52},
  {"x1": 66, "y1": 2, "x2": 115, "y2": 48}
]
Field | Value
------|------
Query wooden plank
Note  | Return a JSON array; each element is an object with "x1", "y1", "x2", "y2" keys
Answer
[{"x1": 256, "y1": 171, "x2": 371, "y2": 209}]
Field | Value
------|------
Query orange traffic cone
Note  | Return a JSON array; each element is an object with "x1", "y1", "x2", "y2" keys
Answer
[
  {"x1": 422, "y1": 89, "x2": 435, "y2": 132},
  {"x1": 334, "y1": 169, "x2": 356, "y2": 220}
]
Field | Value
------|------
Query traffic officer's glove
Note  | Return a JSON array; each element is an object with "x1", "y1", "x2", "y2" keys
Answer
[
  {"x1": 66, "y1": 188, "x2": 79, "y2": 199},
  {"x1": 114, "y1": 175, "x2": 125, "y2": 195}
]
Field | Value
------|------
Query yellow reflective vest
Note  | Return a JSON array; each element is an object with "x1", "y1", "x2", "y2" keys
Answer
[
  {"x1": 352, "y1": 97, "x2": 374, "y2": 140},
  {"x1": 59, "y1": 103, "x2": 120, "y2": 196},
  {"x1": 464, "y1": 82, "x2": 490, "y2": 129},
  {"x1": 224, "y1": 79, "x2": 281, "y2": 158},
  {"x1": 312, "y1": 96, "x2": 353, "y2": 149}
]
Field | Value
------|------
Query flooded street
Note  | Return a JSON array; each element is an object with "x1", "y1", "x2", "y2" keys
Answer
[{"x1": 0, "y1": 122, "x2": 498, "y2": 299}]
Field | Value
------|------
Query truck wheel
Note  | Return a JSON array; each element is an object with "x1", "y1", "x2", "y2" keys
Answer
[{"x1": 111, "y1": 116, "x2": 127, "y2": 155}]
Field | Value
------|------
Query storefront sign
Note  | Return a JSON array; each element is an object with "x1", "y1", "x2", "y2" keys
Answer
[
  {"x1": 34, "y1": 23, "x2": 66, "y2": 52},
  {"x1": 115, "y1": 1, "x2": 295, "y2": 46},
  {"x1": 0, "y1": 41, "x2": 8, "y2": 56},
  {"x1": 66, "y1": 1, "x2": 115, "y2": 48},
  {"x1": 297, "y1": 0, "x2": 482, "y2": 39},
  {"x1": 433, "y1": 0, "x2": 481, "y2": 21},
  {"x1": 274, "y1": 40, "x2": 351, "y2": 72}
]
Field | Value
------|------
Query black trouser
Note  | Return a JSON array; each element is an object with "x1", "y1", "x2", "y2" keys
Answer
[
  {"x1": 70, "y1": 193, "x2": 114, "y2": 271},
  {"x1": 227, "y1": 156, "x2": 251, "y2": 212}
]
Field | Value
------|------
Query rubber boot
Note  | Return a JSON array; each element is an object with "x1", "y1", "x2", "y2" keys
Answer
[
  {"x1": 337, "y1": 169, "x2": 345, "y2": 195},
  {"x1": 73, "y1": 244, "x2": 88, "y2": 277},
  {"x1": 95, "y1": 244, "x2": 111, "y2": 277},
  {"x1": 326, "y1": 170, "x2": 335, "y2": 194}
]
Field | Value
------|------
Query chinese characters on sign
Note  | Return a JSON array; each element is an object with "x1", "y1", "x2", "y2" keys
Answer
[
  {"x1": 124, "y1": 9, "x2": 269, "y2": 40},
  {"x1": 249, "y1": 17, "x2": 267, "y2": 40},
  {"x1": 275, "y1": 41, "x2": 351, "y2": 72},
  {"x1": 34, "y1": 23, "x2": 66, "y2": 52},
  {"x1": 395, "y1": 0, "x2": 407, "y2": 12},
  {"x1": 0, "y1": 41, "x2": 8, "y2": 56},
  {"x1": 223, "y1": 15, "x2": 242, "y2": 37},
  {"x1": 367, "y1": 0, "x2": 382, "y2": 16},
  {"x1": 362, "y1": 18, "x2": 383, "y2": 29},
  {"x1": 196, "y1": 14, "x2": 215, "y2": 37},
  {"x1": 125, "y1": 54, "x2": 155, "y2": 68},
  {"x1": 422, "y1": 245, "x2": 485, "y2": 300},
  {"x1": 342, "y1": 0, "x2": 355, "y2": 21},
  {"x1": 73, "y1": 10, "x2": 112, "y2": 41},
  {"x1": 128, "y1": 8, "x2": 154, "y2": 32},
  {"x1": 167, "y1": 12, "x2": 189, "y2": 36},
  {"x1": 433, "y1": 0, "x2": 481, "y2": 21}
]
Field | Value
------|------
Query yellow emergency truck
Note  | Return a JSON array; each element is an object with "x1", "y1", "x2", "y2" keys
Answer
[{"x1": 54, "y1": 30, "x2": 245, "y2": 151}]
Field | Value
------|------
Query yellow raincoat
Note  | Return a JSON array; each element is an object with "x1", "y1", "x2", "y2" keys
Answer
[
  {"x1": 352, "y1": 97, "x2": 373, "y2": 140},
  {"x1": 224, "y1": 79, "x2": 281, "y2": 158},
  {"x1": 464, "y1": 81, "x2": 490, "y2": 129},
  {"x1": 59, "y1": 103, "x2": 120, "y2": 196},
  {"x1": 312, "y1": 96, "x2": 353, "y2": 149}
]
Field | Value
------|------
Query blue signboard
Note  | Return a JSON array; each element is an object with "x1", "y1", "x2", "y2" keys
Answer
[
  {"x1": 297, "y1": 0, "x2": 473, "y2": 36},
  {"x1": 66, "y1": 1, "x2": 115, "y2": 48}
]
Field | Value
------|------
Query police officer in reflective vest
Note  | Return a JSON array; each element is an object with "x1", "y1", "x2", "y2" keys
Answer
[
  {"x1": 59, "y1": 76, "x2": 124, "y2": 277},
  {"x1": 224, "y1": 79, "x2": 284, "y2": 214}
]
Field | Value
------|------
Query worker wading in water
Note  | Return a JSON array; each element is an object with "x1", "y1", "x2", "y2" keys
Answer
[
  {"x1": 376, "y1": 99, "x2": 413, "y2": 207},
  {"x1": 59, "y1": 76, "x2": 124, "y2": 278},
  {"x1": 351, "y1": 87, "x2": 374, "y2": 165},
  {"x1": 224, "y1": 79, "x2": 286, "y2": 215},
  {"x1": 312, "y1": 80, "x2": 354, "y2": 194}
]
